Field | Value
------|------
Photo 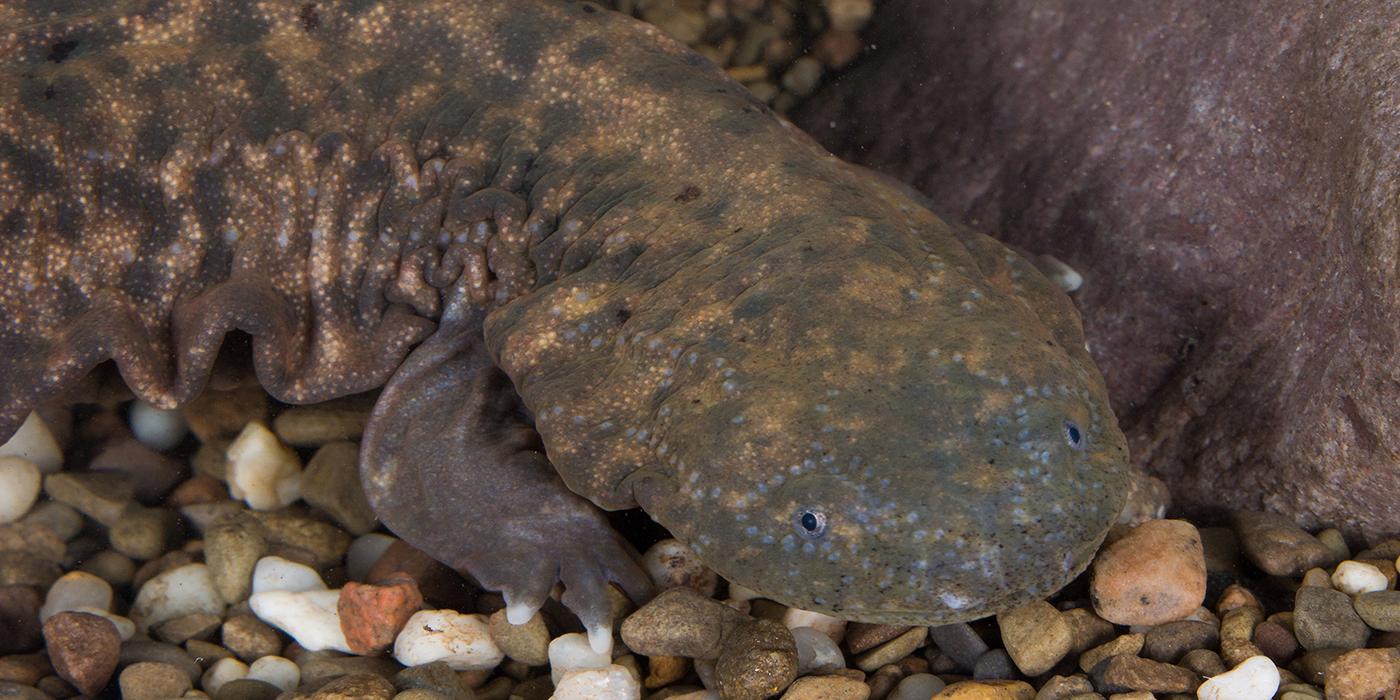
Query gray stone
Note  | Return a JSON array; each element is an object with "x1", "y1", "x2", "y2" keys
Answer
[{"x1": 1293, "y1": 586, "x2": 1369, "y2": 650}]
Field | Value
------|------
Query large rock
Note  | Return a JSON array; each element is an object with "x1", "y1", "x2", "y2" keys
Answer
[{"x1": 798, "y1": 1, "x2": 1400, "y2": 542}]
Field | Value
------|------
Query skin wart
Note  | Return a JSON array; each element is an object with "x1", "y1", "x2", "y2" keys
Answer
[{"x1": 0, "y1": 0, "x2": 1131, "y2": 628}]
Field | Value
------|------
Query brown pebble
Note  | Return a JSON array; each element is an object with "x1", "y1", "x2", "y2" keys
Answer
[
  {"x1": 1218, "y1": 606, "x2": 1265, "y2": 667},
  {"x1": 167, "y1": 474, "x2": 229, "y2": 507},
  {"x1": 855, "y1": 627, "x2": 928, "y2": 673},
  {"x1": 1078, "y1": 634, "x2": 1143, "y2": 675},
  {"x1": 221, "y1": 614, "x2": 283, "y2": 662},
  {"x1": 645, "y1": 656, "x2": 690, "y2": 690},
  {"x1": 932, "y1": 680, "x2": 1035, "y2": 700},
  {"x1": 154, "y1": 611, "x2": 223, "y2": 644},
  {"x1": 1252, "y1": 620, "x2": 1299, "y2": 665},
  {"x1": 998, "y1": 601, "x2": 1072, "y2": 676},
  {"x1": 89, "y1": 438, "x2": 186, "y2": 504},
  {"x1": 811, "y1": 29, "x2": 863, "y2": 69},
  {"x1": 272, "y1": 399, "x2": 369, "y2": 447},
  {"x1": 1090, "y1": 520, "x2": 1206, "y2": 626},
  {"x1": 1322, "y1": 648, "x2": 1400, "y2": 700},
  {"x1": 1090, "y1": 656, "x2": 1200, "y2": 694},
  {"x1": 1293, "y1": 586, "x2": 1369, "y2": 650},
  {"x1": 0, "y1": 654, "x2": 49, "y2": 686},
  {"x1": 781, "y1": 675, "x2": 872, "y2": 700},
  {"x1": 1215, "y1": 584, "x2": 1262, "y2": 615},
  {"x1": 303, "y1": 672, "x2": 396, "y2": 699},
  {"x1": 1290, "y1": 649, "x2": 1348, "y2": 686},
  {"x1": 1061, "y1": 609, "x2": 1116, "y2": 657},
  {"x1": 716, "y1": 619, "x2": 798, "y2": 700},
  {"x1": 1231, "y1": 511, "x2": 1337, "y2": 577},
  {"x1": 1177, "y1": 649, "x2": 1225, "y2": 678},
  {"x1": 301, "y1": 441, "x2": 377, "y2": 535},
  {"x1": 846, "y1": 624, "x2": 912, "y2": 655},
  {"x1": 865, "y1": 664, "x2": 904, "y2": 700},
  {"x1": 118, "y1": 660, "x2": 193, "y2": 700},
  {"x1": 487, "y1": 609, "x2": 550, "y2": 667},
  {"x1": 1141, "y1": 620, "x2": 1219, "y2": 664},
  {"x1": 181, "y1": 386, "x2": 269, "y2": 442}
]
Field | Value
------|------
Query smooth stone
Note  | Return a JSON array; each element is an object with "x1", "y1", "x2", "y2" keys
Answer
[
  {"x1": 642, "y1": 539, "x2": 719, "y2": 597},
  {"x1": 1292, "y1": 649, "x2": 1346, "y2": 686},
  {"x1": 347, "y1": 533, "x2": 397, "y2": 582},
  {"x1": 1330, "y1": 561, "x2": 1388, "y2": 595},
  {"x1": 780, "y1": 675, "x2": 870, "y2": 700},
  {"x1": 1251, "y1": 621, "x2": 1298, "y2": 666},
  {"x1": 272, "y1": 399, "x2": 370, "y2": 447},
  {"x1": 853, "y1": 627, "x2": 927, "y2": 673},
  {"x1": 889, "y1": 673, "x2": 946, "y2": 700},
  {"x1": 1322, "y1": 648, "x2": 1400, "y2": 700},
  {"x1": 40, "y1": 570, "x2": 113, "y2": 621},
  {"x1": 1142, "y1": 621, "x2": 1219, "y2": 664},
  {"x1": 130, "y1": 563, "x2": 226, "y2": 633},
  {"x1": 180, "y1": 386, "x2": 269, "y2": 443},
  {"x1": 549, "y1": 633, "x2": 612, "y2": 685},
  {"x1": 1197, "y1": 656, "x2": 1280, "y2": 700},
  {"x1": 119, "y1": 661, "x2": 194, "y2": 700},
  {"x1": 644, "y1": 656, "x2": 690, "y2": 691},
  {"x1": 1090, "y1": 655, "x2": 1200, "y2": 694},
  {"x1": 300, "y1": 442, "x2": 377, "y2": 535},
  {"x1": 43, "y1": 471, "x2": 134, "y2": 527},
  {"x1": 248, "y1": 511, "x2": 350, "y2": 567},
  {"x1": 154, "y1": 611, "x2": 224, "y2": 644},
  {"x1": 973, "y1": 649, "x2": 1018, "y2": 681},
  {"x1": 301, "y1": 672, "x2": 396, "y2": 699},
  {"x1": 0, "y1": 551, "x2": 60, "y2": 588},
  {"x1": 246, "y1": 655, "x2": 300, "y2": 691},
  {"x1": 931, "y1": 680, "x2": 1035, "y2": 700},
  {"x1": 207, "y1": 516, "x2": 269, "y2": 604},
  {"x1": 251, "y1": 555, "x2": 326, "y2": 594},
  {"x1": 928, "y1": 623, "x2": 990, "y2": 672},
  {"x1": 393, "y1": 610, "x2": 503, "y2": 671},
  {"x1": 1316, "y1": 529, "x2": 1351, "y2": 561},
  {"x1": 221, "y1": 615, "x2": 284, "y2": 662},
  {"x1": 339, "y1": 579, "x2": 424, "y2": 655},
  {"x1": 0, "y1": 522, "x2": 64, "y2": 563},
  {"x1": 43, "y1": 611, "x2": 121, "y2": 696},
  {"x1": 1032, "y1": 675, "x2": 1093, "y2": 700},
  {"x1": 0, "y1": 681, "x2": 51, "y2": 700},
  {"x1": 0, "y1": 458, "x2": 41, "y2": 524},
  {"x1": 1293, "y1": 586, "x2": 1369, "y2": 650},
  {"x1": 0, "y1": 413, "x2": 62, "y2": 474},
  {"x1": 845, "y1": 624, "x2": 910, "y2": 656},
  {"x1": 791, "y1": 627, "x2": 845, "y2": 676},
  {"x1": 1231, "y1": 511, "x2": 1337, "y2": 577},
  {"x1": 225, "y1": 422, "x2": 301, "y2": 510},
  {"x1": 1078, "y1": 634, "x2": 1143, "y2": 674},
  {"x1": 202, "y1": 657, "x2": 250, "y2": 696},
  {"x1": 620, "y1": 587, "x2": 749, "y2": 659},
  {"x1": 119, "y1": 640, "x2": 204, "y2": 684},
  {"x1": 781, "y1": 608, "x2": 846, "y2": 645},
  {"x1": 110, "y1": 507, "x2": 177, "y2": 561},
  {"x1": 1179, "y1": 649, "x2": 1227, "y2": 678},
  {"x1": 554, "y1": 666, "x2": 642, "y2": 700},
  {"x1": 214, "y1": 677, "x2": 282, "y2": 700},
  {"x1": 998, "y1": 600, "x2": 1073, "y2": 676},
  {"x1": 715, "y1": 619, "x2": 798, "y2": 700},
  {"x1": 488, "y1": 608, "x2": 550, "y2": 667},
  {"x1": 89, "y1": 438, "x2": 186, "y2": 504},
  {"x1": 1091, "y1": 520, "x2": 1206, "y2": 626},
  {"x1": 79, "y1": 549, "x2": 137, "y2": 588},
  {"x1": 129, "y1": 400, "x2": 189, "y2": 452},
  {"x1": 248, "y1": 588, "x2": 350, "y2": 653},
  {"x1": 394, "y1": 660, "x2": 469, "y2": 700},
  {"x1": 1353, "y1": 590, "x2": 1400, "y2": 631},
  {"x1": 20, "y1": 501, "x2": 82, "y2": 542},
  {"x1": 0, "y1": 654, "x2": 47, "y2": 686}
]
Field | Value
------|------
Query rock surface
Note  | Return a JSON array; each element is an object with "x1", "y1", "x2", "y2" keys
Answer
[{"x1": 798, "y1": 0, "x2": 1400, "y2": 543}]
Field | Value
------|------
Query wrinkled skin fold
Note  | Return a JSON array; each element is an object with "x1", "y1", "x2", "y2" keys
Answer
[{"x1": 0, "y1": 0, "x2": 1130, "y2": 645}]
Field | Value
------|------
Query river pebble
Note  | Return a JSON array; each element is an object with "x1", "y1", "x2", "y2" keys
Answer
[
  {"x1": 39, "y1": 570, "x2": 112, "y2": 621},
  {"x1": 119, "y1": 660, "x2": 193, "y2": 700},
  {"x1": 1323, "y1": 648, "x2": 1400, "y2": 700},
  {"x1": 0, "y1": 413, "x2": 63, "y2": 474},
  {"x1": 222, "y1": 614, "x2": 284, "y2": 661},
  {"x1": 202, "y1": 657, "x2": 249, "y2": 695},
  {"x1": 0, "y1": 458, "x2": 41, "y2": 524},
  {"x1": 488, "y1": 608, "x2": 551, "y2": 666},
  {"x1": 554, "y1": 665, "x2": 642, "y2": 700},
  {"x1": 246, "y1": 655, "x2": 300, "y2": 691},
  {"x1": 1197, "y1": 655, "x2": 1279, "y2": 700},
  {"x1": 394, "y1": 610, "x2": 503, "y2": 671},
  {"x1": 643, "y1": 538, "x2": 719, "y2": 597},
  {"x1": 1330, "y1": 560, "x2": 1388, "y2": 594},
  {"x1": 1293, "y1": 586, "x2": 1370, "y2": 650},
  {"x1": 248, "y1": 588, "x2": 350, "y2": 653},
  {"x1": 792, "y1": 626, "x2": 845, "y2": 676},
  {"x1": 43, "y1": 471, "x2": 134, "y2": 526},
  {"x1": 225, "y1": 422, "x2": 302, "y2": 510},
  {"x1": 550, "y1": 632, "x2": 613, "y2": 684},
  {"x1": 251, "y1": 554, "x2": 326, "y2": 594},
  {"x1": 716, "y1": 619, "x2": 797, "y2": 700},
  {"x1": 42, "y1": 610, "x2": 121, "y2": 696},
  {"x1": 997, "y1": 600, "x2": 1072, "y2": 676},
  {"x1": 339, "y1": 578, "x2": 424, "y2": 655},
  {"x1": 1232, "y1": 511, "x2": 1337, "y2": 576},
  {"x1": 130, "y1": 563, "x2": 226, "y2": 632},
  {"x1": 1090, "y1": 519, "x2": 1206, "y2": 625}
]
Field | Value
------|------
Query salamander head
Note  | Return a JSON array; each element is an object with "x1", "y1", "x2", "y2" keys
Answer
[{"x1": 633, "y1": 256, "x2": 1131, "y2": 624}]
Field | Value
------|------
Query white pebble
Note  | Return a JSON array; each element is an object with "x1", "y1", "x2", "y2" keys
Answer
[
  {"x1": 129, "y1": 400, "x2": 188, "y2": 452},
  {"x1": 40, "y1": 571, "x2": 113, "y2": 621},
  {"x1": 0, "y1": 457, "x2": 41, "y2": 523},
  {"x1": 0, "y1": 413, "x2": 62, "y2": 474},
  {"x1": 247, "y1": 656, "x2": 300, "y2": 691},
  {"x1": 394, "y1": 610, "x2": 503, "y2": 671},
  {"x1": 792, "y1": 626, "x2": 845, "y2": 676},
  {"x1": 346, "y1": 533, "x2": 398, "y2": 582},
  {"x1": 781, "y1": 608, "x2": 847, "y2": 644},
  {"x1": 249, "y1": 588, "x2": 350, "y2": 653},
  {"x1": 130, "y1": 563, "x2": 225, "y2": 632},
  {"x1": 642, "y1": 539, "x2": 718, "y2": 596},
  {"x1": 1332, "y1": 561, "x2": 1389, "y2": 595},
  {"x1": 70, "y1": 606, "x2": 136, "y2": 640},
  {"x1": 226, "y1": 422, "x2": 302, "y2": 510},
  {"x1": 549, "y1": 632, "x2": 613, "y2": 684},
  {"x1": 553, "y1": 666, "x2": 642, "y2": 700},
  {"x1": 1198, "y1": 656, "x2": 1280, "y2": 700},
  {"x1": 889, "y1": 674, "x2": 946, "y2": 700},
  {"x1": 201, "y1": 657, "x2": 248, "y2": 696},
  {"x1": 252, "y1": 555, "x2": 327, "y2": 594}
]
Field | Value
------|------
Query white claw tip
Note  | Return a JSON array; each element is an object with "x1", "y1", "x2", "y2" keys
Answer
[
  {"x1": 506, "y1": 602, "x2": 537, "y2": 626},
  {"x1": 587, "y1": 623, "x2": 614, "y2": 656}
]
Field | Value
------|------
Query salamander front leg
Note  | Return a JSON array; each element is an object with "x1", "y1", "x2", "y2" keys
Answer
[{"x1": 360, "y1": 311, "x2": 652, "y2": 653}]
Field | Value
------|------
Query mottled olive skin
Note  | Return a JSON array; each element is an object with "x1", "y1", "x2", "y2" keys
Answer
[{"x1": 0, "y1": 0, "x2": 1129, "y2": 627}]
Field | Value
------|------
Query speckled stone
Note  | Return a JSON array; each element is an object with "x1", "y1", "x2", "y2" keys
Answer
[
  {"x1": 221, "y1": 615, "x2": 284, "y2": 662},
  {"x1": 998, "y1": 601, "x2": 1072, "y2": 676},
  {"x1": 781, "y1": 675, "x2": 870, "y2": 700},
  {"x1": 42, "y1": 611, "x2": 120, "y2": 696},
  {"x1": 247, "y1": 511, "x2": 349, "y2": 568},
  {"x1": 1089, "y1": 655, "x2": 1200, "y2": 694},
  {"x1": 206, "y1": 515, "x2": 269, "y2": 604},
  {"x1": 1322, "y1": 648, "x2": 1400, "y2": 700},
  {"x1": 931, "y1": 680, "x2": 1035, "y2": 700},
  {"x1": 644, "y1": 655, "x2": 690, "y2": 690},
  {"x1": 110, "y1": 507, "x2": 178, "y2": 561},
  {"x1": 300, "y1": 672, "x2": 396, "y2": 700},
  {"x1": 621, "y1": 587, "x2": 749, "y2": 660},
  {"x1": 716, "y1": 619, "x2": 797, "y2": 700},
  {"x1": 1078, "y1": 634, "x2": 1143, "y2": 674},
  {"x1": 487, "y1": 609, "x2": 549, "y2": 667},
  {"x1": 846, "y1": 624, "x2": 910, "y2": 655},
  {"x1": 119, "y1": 661, "x2": 193, "y2": 700},
  {"x1": 1352, "y1": 590, "x2": 1400, "y2": 631},
  {"x1": 1292, "y1": 586, "x2": 1369, "y2": 650}
]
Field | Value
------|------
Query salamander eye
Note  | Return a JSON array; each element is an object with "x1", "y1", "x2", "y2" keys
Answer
[
  {"x1": 795, "y1": 509, "x2": 827, "y2": 538},
  {"x1": 1064, "y1": 420, "x2": 1084, "y2": 450}
]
